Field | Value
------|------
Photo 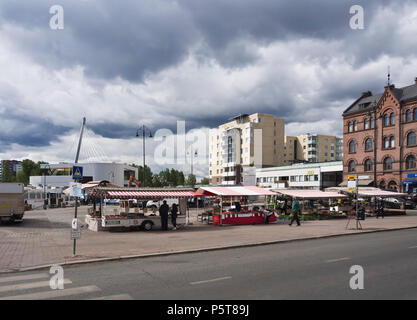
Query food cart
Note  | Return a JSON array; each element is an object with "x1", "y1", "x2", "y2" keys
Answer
[
  {"x1": 195, "y1": 186, "x2": 278, "y2": 225},
  {"x1": 86, "y1": 187, "x2": 197, "y2": 231}
]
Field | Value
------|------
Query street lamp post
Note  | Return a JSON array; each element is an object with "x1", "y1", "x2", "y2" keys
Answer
[
  {"x1": 136, "y1": 125, "x2": 152, "y2": 187},
  {"x1": 187, "y1": 145, "x2": 198, "y2": 176}
]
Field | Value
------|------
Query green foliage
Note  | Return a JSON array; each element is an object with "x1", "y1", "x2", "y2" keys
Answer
[
  {"x1": 185, "y1": 174, "x2": 196, "y2": 186},
  {"x1": 1, "y1": 161, "x2": 13, "y2": 182},
  {"x1": 199, "y1": 177, "x2": 210, "y2": 185}
]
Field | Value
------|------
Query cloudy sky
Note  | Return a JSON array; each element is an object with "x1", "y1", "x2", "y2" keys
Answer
[{"x1": 1, "y1": 0, "x2": 417, "y2": 177}]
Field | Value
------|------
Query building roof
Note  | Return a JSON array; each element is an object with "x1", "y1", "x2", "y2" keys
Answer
[{"x1": 343, "y1": 83, "x2": 417, "y2": 116}]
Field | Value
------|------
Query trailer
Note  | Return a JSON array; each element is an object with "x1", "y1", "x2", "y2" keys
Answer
[{"x1": 0, "y1": 183, "x2": 25, "y2": 223}]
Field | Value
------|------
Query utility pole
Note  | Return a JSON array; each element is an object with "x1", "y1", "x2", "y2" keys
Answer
[{"x1": 73, "y1": 117, "x2": 86, "y2": 257}]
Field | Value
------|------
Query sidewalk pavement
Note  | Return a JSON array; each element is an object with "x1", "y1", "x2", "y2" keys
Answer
[{"x1": 1, "y1": 207, "x2": 417, "y2": 273}]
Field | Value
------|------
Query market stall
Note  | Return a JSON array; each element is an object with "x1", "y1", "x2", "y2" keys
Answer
[
  {"x1": 272, "y1": 189, "x2": 348, "y2": 215},
  {"x1": 195, "y1": 186, "x2": 277, "y2": 225},
  {"x1": 86, "y1": 187, "x2": 196, "y2": 231}
]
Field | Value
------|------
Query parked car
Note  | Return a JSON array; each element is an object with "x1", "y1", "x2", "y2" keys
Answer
[
  {"x1": 146, "y1": 199, "x2": 178, "y2": 209},
  {"x1": 405, "y1": 200, "x2": 416, "y2": 209}
]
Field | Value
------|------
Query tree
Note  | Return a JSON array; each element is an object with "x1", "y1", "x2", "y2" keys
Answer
[
  {"x1": 185, "y1": 174, "x2": 196, "y2": 186},
  {"x1": 1, "y1": 161, "x2": 13, "y2": 182},
  {"x1": 199, "y1": 177, "x2": 210, "y2": 185}
]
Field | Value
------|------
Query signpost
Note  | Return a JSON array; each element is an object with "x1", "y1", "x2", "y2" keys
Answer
[{"x1": 71, "y1": 166, "x2": 83, "y2": 257}]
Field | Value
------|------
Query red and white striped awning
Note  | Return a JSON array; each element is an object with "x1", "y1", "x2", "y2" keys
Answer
[{"x1": 106, "y1": 190, "x2": 196, "y2": 199}]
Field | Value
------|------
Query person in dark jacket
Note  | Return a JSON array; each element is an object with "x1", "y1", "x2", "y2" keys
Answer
[
  {"x1": 289, "y1": 199, "x2": 301, "y2": 226},
  {"x1": 171, "y1": 203, "x2": 178, "y2": 230},
  {"x1": 159, "y1": 200, "x2": 169, "y2": 231},
  {"x1": 376, "y1": 200, "x2": 384, "y2": 219}
]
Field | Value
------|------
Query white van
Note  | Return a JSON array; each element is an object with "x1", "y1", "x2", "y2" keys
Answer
[{"x1": 146, "y1": 199, "x2": 178, "y2": 209}]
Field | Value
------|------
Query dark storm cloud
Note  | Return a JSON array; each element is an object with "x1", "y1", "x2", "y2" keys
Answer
[{"x1": 0, "y1": 0, "x2": 415, "y2": 147}]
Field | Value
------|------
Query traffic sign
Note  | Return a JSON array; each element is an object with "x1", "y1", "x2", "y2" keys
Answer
[
  {"x1": 72, "y1": 166, "x2": 83, "y2": 180},
  {"x1": 71, "y1": 229, "x2": 81, "y2": 240},
  {"x1": 69, "y1": 182, "x2": 82, "y2": 198}
]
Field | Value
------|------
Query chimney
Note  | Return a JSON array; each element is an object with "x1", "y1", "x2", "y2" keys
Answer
[{"x1": 361, "y1": 91, "x2": 372, "y2": 97}]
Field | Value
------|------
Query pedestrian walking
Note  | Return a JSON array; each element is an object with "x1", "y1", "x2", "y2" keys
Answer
[
  {"x1": 289, "y1": 199, "x2": 301, "y2": 226},
  {"x1": 171, "y1": 203, "x2": 178, "y2": 230},
  {"x1": 159, "y1": 200, "x2": 169, "y2": 231},
  {"x1": 376, "y1": 200, "x2": 384, "y2": 219},
  {"x1": 262, "y1": 207, "x2": 273, "y2": 224}
]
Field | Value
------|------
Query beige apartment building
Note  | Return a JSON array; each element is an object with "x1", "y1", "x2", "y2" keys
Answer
[
  {"x1": 283, "y1": 134, "x2": 343, "y2": 164},
  {"x1": 209, "y1": 113, "x2": 285, "y2": 185}
]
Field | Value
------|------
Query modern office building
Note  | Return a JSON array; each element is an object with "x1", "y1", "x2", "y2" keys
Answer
[
  {"x1": 342, "y1": 78, "x2": 417, "y2": 192},
  {"x1": 256, "y1": 161, "x2": 343, "y2": 190},
  {"x1": 209, "y1": 113, "x2": 285, "y2": 185},
  {"x1": 0, "y1": 160, "x2": 22, "y2": 181},
  {"x1": 283, "y1": 134, "x2": 343, "y2": 164}
]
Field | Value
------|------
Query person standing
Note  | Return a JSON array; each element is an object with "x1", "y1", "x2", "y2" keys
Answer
[
  {"x1": 376, "y1": 200, "x2": 384, "y2": 219},
  {"x1": 171, "y1": 203, "x2": 178, "y2": 230},
  {"x1": 159, "y1": 200, "x2": 169, "y2": 231},
  {"x1": 289, "y1": 199, "x2": 301, "y2": 226}
]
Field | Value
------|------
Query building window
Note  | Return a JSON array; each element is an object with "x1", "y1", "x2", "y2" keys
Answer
[
  {"x1": 406, "y1": 155, "x2": 416, "y2": 169},
  {"x1": 353, "y1": 120, "x2": 358, "y2": 131},
  {"x1": 348, "y1": 160, "x2": 356, "y2": 173},
  {"x1": 379, "y1": 180, "x2": 386, "y2": 189},
  {"x1": 349, "y1": 140, "x2": 356, "y2": 153},
  {"x1": 414, "y1": 108, "x2": 417, "y2": 121},
  {"x1": 365, "y1": 138, "x2": 373, "y2": 151},
  {"x1": 364, "y1": 118, "x2": 369, "y2": 130},
  {"x1": 388, "y1": 181, "x2": 398, "y2": 191},
  {"x1": 383, "y1": 157, "x2": 393, "y2": 171},
  {"x1": 407, "y1": 132, "x2": 416, "y2": 146},
  {"x1": 406, "y1": 109, "x2": 412, "y2": 122},
  {"x1": 364, "y1": 159, "x2": 373, "y2": 172},
  {"x1": 370, "y1": 117, "x2": 375, "y2": 129},
  {"x1": 390, "y1": 113, "x2": 395, "y2": 125},
  {"x1": 383, "y1": 137, "x2": 389, "y2": 149},
  {"x1": 384, "y1": 113, "x2": 389, "y2": 126},
  {"x1": 348, "y1": 121, "x2": 353, "y2": 133},
  {"x1": 390, "y1": 136, "x2": 395, "y2": 148}
]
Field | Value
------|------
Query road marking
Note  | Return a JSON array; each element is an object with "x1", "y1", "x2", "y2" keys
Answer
[
  {"x1": 90, "y1": 294, "x2": 133, "y2": 300},
  {"x1": 325, "y1": 257, "x2": 351, "y2": 263},
  {"x1": 190, "y1": 276, "x2": 232, "y2": 285},
  {"x1": 0, "y1": 285, "x2": 101, "y2": 300},
  {"x1": 0, "y1": 273, "x2": 48, "y2": 284},
  {"x1": 0, "y1": 279, "x2": 72, "y2": 293}
]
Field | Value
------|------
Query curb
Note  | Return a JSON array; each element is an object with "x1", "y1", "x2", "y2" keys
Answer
[{"x1": 1, "y1": 225, "x2": 417, "y2": 274}]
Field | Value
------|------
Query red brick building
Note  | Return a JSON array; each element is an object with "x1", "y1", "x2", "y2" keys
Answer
[{"x1": 342, "y1": 79, "x2": 417, "y2": 193}]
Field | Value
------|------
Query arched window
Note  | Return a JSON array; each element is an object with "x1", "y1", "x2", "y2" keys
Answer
[
  {"x1": 384, "y1": 113, "x2": 389, "y2": 126},
  {"x1": 388, "y1": 181, "x2": 398, "y2": 191},
  {"x1": 383, "y1": 137, "x2": 389, "y2": 149},
  {"x1": 390, "y1": 113, "x2": 395, "y2": 125},
  {"x1": 365, "y1": 138, "x2": 373, "y2": 151},
  {"x1": 364, "y1": 159, "x2": 373, "y2": 172},
  {"x1": 353, "y1": 120, "x2": 358, "y2": 131},
  {"x1": 406, "y1": 155, "x2": 416, "y2": 169},
  {"x1": 348, "y1": 160, "x2": 356, "y2": 172},
  {"x1": 349, "y1": 140, "x2": 356, "y2": 153},
  {"x1": 383, "y1": 157, "x2": 393, "y2": 171},
  {"x1": 390, "y1": 136, "x2": 395, "y2": 148},
  {"x1": 379, "y1": 180, "x2": 386, "y2": 189},
  {"x1": 407, "y1": 132, "x2": 416, "y2": 146},
  {"x1": 364, "y1": 118, "x2": 369, "y2": 130},
  {"x1": 414, "y1": 108, "x2": 417, "y2": 121},
  {"x1": 348, "y1": 121, "x2": 353, "y2": 133},
  {"x1": 370, "y1": 117, "x2": 375, "y2": 129},
  {"x1": 406, "y1": 109, "x2": 412, "y2": 122}
]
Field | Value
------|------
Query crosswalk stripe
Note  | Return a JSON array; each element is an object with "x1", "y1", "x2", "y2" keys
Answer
[
  {"x1": 0, "y1": 285, "x2": 101, "y2": 300},
  {"x1": 0, "y1": 279, "x2": 72, "y2": 293},
  {"x1": 0, "y1": 273, "x2": 49, "y2": 284},
  {"x1": 90, "y1": 294, "x2": 133, "y2": 300}
]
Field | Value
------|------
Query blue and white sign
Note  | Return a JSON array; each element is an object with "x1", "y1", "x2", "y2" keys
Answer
[
  {"x1": 72, "y1": 166, "x2": 83, "y2": 180},
  {"x1": 407, "y1": 173, "x2": 417, "y2": 178},
  {"x1": 69, "y1": 182, "x2": 82, "y2": 198}
]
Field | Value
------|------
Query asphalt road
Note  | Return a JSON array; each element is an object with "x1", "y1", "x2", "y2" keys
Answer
[{"x1": 1, "y1": 228, "x2": 417, "y2": 300}]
